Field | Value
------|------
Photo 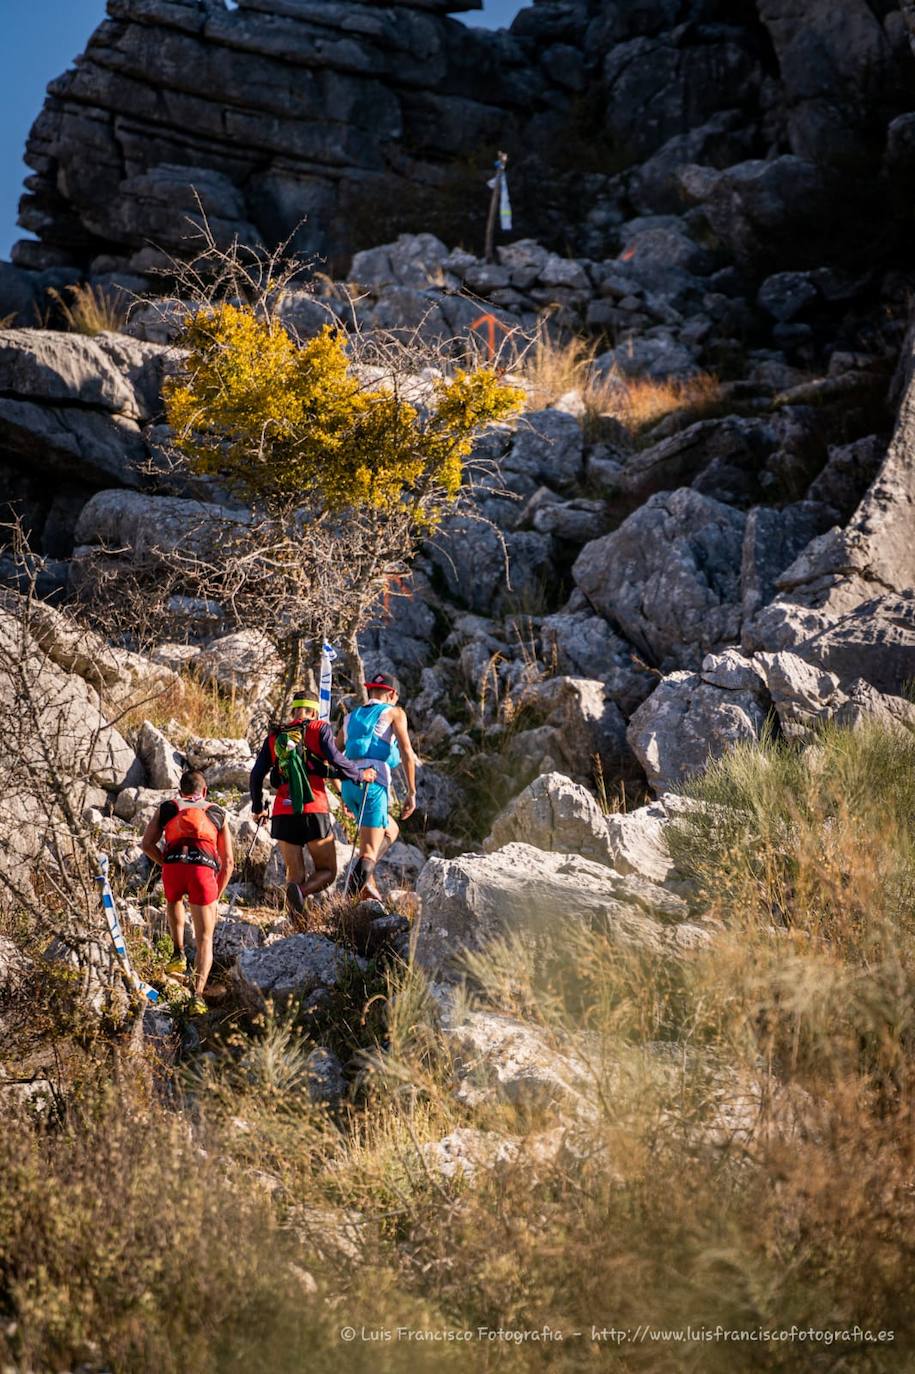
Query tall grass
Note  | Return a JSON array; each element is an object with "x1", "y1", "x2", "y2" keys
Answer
[
  {"x1": 520, "y1": 333, "x2": 721, "y2": 439},
  {"x1": 46, "y1": 282, "x2": 130, "y2": 335}
]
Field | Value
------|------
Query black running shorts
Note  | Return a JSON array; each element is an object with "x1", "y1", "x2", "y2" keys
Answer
[{"x1": 271, "y1": 812, "x2": 333, "y2": 845}]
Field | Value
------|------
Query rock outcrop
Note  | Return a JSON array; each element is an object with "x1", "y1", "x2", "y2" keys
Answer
[
  {"x1": 414, "y1": 841, "x2": 702, "y2": 977},
  {"x1": 10, "y1": 0, "x2": 915, "y2": 281}
]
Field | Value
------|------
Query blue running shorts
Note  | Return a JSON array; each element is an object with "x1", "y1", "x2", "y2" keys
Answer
[{"x1": 341, "y1": 779, "x2": 389, "y2": 830}]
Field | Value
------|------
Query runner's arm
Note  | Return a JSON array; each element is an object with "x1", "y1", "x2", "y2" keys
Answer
[
  {"x1": 318, "y1": 723, "x2": 376, "y2": 784},
  {"x1": 216, "y1": 821, "x2": 234, "y2": 899},
  {"x1": 391, "y1": 708, "x2": 417, "y2": 819},
  {"x1": 140, "y1": 807, "x2": 166, "y2": 866},
  {"x1": 249, "y1": 738, "x2": 272, "y2": 817}
]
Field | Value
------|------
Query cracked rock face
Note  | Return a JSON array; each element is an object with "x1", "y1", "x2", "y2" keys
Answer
[
  {"x1": 573, "y1": 488, "x2": 747, "y2": 672},
  {"x1": 16, "y1": 0, "x2": 915, "y2": 275}
]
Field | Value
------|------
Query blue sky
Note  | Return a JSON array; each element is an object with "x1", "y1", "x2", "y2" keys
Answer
[{"x1": 1, "y1": 0, "x2": 528, "y2": 260}]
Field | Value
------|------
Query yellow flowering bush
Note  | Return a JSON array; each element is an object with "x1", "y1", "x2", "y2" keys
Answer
[{"x1": 164, "y1": 304, "x2": 523, "y2": 523}]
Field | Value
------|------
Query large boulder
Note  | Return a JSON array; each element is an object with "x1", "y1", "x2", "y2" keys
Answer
[
  {"x1": 747, "y1": 592, "x2": 915, "y2": 699},
  {"x1": 753, "y1": 651, "x2": 844, "y2": 738},
  {"x1": 185, "y1": 736, "x2": 255, "y2": 791},
  {"x1": 746, "y1": 323, "x2": 915, "y2": 669},
  {"x1": 604, "y1": 795, "x2": 690, "y2": 886},
  {"x1": 617, "y1": 417, "x2": 776, "y2": 509},
  {"x1": 137, "y1": 720, "x2": 185, "y2": 791},
  {"x1": 73, "y1": 489, "x2": 247, "y2": 561},
  {"x1": 518, "y1": 676, "x2": 633, "y2": 785},
  {"x1": 349, "y1": 233, "x2": 451, "y2": 290},
  {"x1": 414, "y1": 842, "x2": 696, "y2": 976},
  {"x1": 741, "y1": 502, "x2": 835, "y2": 621},
  {"x1": 627, "y1": 651, "x2": 768, "y2": 793},
  {"x1": 0, "y1": 607, "x2": 138, "y2": 794},
  {"x1": 679, "y1": 156, "x2": 835, "y2": 270},
  {"x1": 428, "y1": 519, "x2": 555, "y2": 616},
  {"x1": 756, "y1": 0, "x2": 910, "y2": 171},
  {"x1": 503, "y1": 410, "x2": 584, "y2": 492},
  {"x1": 483, "y1": 771, "x2": 612, "y2": 866},
  {"x1": 0, "y1": 329, "x2": 140, "y2": 416},
  {"x1": 573, "y1": 489, "x2": 746, "y2": 671}
]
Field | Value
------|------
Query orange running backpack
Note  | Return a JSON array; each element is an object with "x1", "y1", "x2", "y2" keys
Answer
[{"x1": 162, "y1": 799, "x2": 220, "y2": 861}]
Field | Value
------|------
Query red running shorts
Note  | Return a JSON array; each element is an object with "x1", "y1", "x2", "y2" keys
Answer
[{"x1": 162, "y1": 863, "x2": 219, "y2": 906}]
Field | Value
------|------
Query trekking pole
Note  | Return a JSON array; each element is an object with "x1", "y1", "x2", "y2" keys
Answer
[
  {"x1": 224, "y1": 817, "x2": 264, "y2": 920},
  {"x1": 346, "y1": 783, "x2": 370, "y2": 898}
]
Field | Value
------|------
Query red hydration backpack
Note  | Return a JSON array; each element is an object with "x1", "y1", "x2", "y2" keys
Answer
[{"x1": 162, "y1": 798, "x2": 220, "y2": 863}]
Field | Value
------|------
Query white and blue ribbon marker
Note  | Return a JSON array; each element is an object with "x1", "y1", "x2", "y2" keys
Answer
[
  {"x1": 95, "y1": 853, "x2": 160, "y2": 1004},
  {"x1": 319, "y1": 641, "x2": 337, "y2": 721},
  {"x1": 499, "y1": 169, "x2": 512, "y2": 232}
]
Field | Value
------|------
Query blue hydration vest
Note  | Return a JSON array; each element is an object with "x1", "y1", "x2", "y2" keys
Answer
[{"x1": 345, "y1": 702, "x2": 401, "y2": 773}]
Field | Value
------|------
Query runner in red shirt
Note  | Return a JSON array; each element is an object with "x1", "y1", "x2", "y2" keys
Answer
[
  {"x1": 141, "y1": 769, "x2": 234, "y2": 1013},
  {"x1": 249, "y1": 690, "x2": 375, "y2": 918}
]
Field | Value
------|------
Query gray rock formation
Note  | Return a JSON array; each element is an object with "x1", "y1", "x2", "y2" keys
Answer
[
  {"x1": 604, "y1": 795, "x2": 690, "y2": 887},
  {"x1": 232, "y1": 932, "x2": 364, "y2": 1011},
  {"x1": 538, "y1": 610, "x2": 655, "y2": 715},
  {"x1": 573, "y1": 489, "x2": 746, "y2": 672},
  {"x1": 483, "y1": 771, "x2": 612, "y2": 866},
  {"x1": 627, "y1": 651, "x2": 769, "y2": 793},
  {"x1": 137, "y1": 720, "x2": 185, "y2": 790},
  {"x1": 13, "y1": 0, "x2": 915, "y2": 280},
  {"x1": 435, "y1": 992, "x2": 591, "y2": 1111},
  {"x1": 414, "y1": 841, "x2": 696, "y2": 976}
]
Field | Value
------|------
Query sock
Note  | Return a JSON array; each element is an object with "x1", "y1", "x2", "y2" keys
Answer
[{"x1": 360, "y1": 857, "x2": 377, "y2": 892}]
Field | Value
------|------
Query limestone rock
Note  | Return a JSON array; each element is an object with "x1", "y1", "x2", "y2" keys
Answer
[
  {"x1": 605, "y1": 797, "x2": 683, "y2": 886},
  {"x1": 73, "y1": 490, "x2": 247, "y2": 562},
  {"x1": 185, "y1": 736, "x2": 255, "y2": 791},
  {"x1": 748, "y1": 593, "x2": 915, "y2": 699},
  {"x1": 303, "y1": 1047, "x2": 346, "y2": 1104},
  {"x1": 539, "y1": 611, "x2": 655, "y2": 715},
  {"x1": 627, "y1": 656, "x2": 768, "y2": 793},
  {"x1": 420, "y1": 1127, "x2": 523, "y2": 1182},
  {"x1": 212, "y1": 918, "x2": 264, "y2": 970},
  {"x1": 349, "y1": 233, "x2": 450, "y2": 289},
  {"x1": 680, "y1": 156, "x2": 835, "y2": 270},
  {"x1": 0, "y1": 607, "x2": 138, "y2": 796},
  {"x1": 832, "y1": 680, "x2": 915, "y2": 732},
  {"x1": 741, "y1": 502, "x2": 835, "y2": 621},
  {"x1": 187, "y1": 631, "x2": 282, "y2": 708},
  {"x1": 573, "y1": 489, "x2": 746, "y2": 671},
  {"x1": 137, "y1": 720, "x2": 185, "y2": 791},
  {"x1": 435, "y1": 996, "x2": 590, "y2": 1111},
  {"x1": 519, "y1": 676, "x2": 633, "y2": 785},
  {"x1": 505, "y1": 410, "x2": 584, "y2": 492},
  {"x1": 617, "y1": 417, "x2": 776, "y2": 509},
  {"x1": 0, "y1": 328, "x2": 140, "y2": 417},
  {"x1": 753, "y1": 651, "x2": 843, "y2": 738},
  {"x1": 484, "y1": 771, "x2": 612, "y2": 866},
  {"x1": 414, "y1": 842, "x2": 692, "y2": 976}
]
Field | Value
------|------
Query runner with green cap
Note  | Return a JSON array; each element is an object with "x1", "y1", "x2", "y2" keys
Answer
[{"x1": 250, "y1": 690, "x2": 376, "y2": 919}]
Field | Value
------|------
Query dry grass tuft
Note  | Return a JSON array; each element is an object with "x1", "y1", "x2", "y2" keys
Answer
[
  {"x1": 46, "y1": 282, "x2": 130, "y2": 336},
  {"x1": 122, "y1": 670, "x2": 252, "y2": 741},
  {"x1": 519, "y1": 332, "x2": 721, "y2": 439}
]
